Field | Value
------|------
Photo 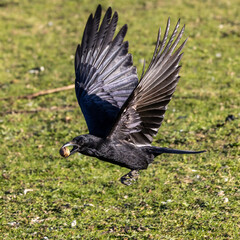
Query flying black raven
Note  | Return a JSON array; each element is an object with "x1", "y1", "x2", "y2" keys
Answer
[{"x1": 60, "y1": 5, "x2": 205, "y2": 185}]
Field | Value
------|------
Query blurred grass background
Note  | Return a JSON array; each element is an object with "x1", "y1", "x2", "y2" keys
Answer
[{"x1": 0, "y1": 0, "x2": 239, "y2": 239}]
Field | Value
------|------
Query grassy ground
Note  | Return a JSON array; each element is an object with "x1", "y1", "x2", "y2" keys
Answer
[{"x1": 0, "y1": 0, "x2": 239, "y2": 239}]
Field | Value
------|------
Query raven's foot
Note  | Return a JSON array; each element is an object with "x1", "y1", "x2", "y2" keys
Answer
[{"x1": 120, "y1": 170, "x2": 139, "y2": 186}]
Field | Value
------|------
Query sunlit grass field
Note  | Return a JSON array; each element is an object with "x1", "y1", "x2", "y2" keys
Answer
[{"x1": 0, "y1": 0, "x2": 239, "y2": 239}]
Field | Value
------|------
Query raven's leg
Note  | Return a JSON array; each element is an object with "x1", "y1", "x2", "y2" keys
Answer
[{"x1": 120, "y1": 170, "x2": 139, "y2": 186}]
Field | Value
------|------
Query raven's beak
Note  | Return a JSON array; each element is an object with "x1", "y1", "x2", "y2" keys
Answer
[{"x1": 59, "y1": 142, "x2": 79, "y2": 158}]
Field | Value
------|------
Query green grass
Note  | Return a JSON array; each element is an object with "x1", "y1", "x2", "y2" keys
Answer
[{"x1": 0, "y1": 0, "x2": 239, "y2": 239}]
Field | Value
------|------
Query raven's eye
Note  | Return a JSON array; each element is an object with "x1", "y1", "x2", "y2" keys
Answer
[{"x1": 74, "y1": 137, "x2": 83, "y2": 145}]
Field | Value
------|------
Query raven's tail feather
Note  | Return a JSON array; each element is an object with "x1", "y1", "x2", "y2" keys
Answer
[{"x1": 150, "y1": 147, "x2": 206, "y2": 156}]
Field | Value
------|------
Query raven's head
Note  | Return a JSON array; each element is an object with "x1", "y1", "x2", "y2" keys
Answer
[{"x1": 59, "y1": 136, "x2": 85, "y2": 158}]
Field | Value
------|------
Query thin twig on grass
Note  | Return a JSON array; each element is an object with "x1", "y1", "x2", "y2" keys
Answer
[
  {"x1": 0, "y1": 84, "x2": 75, "y2": 101},
  {"x1": 1, "y1": 105, "x2": 76, "y2": 115}
]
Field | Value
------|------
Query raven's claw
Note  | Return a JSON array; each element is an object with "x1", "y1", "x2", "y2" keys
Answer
[{"x1": 120, "y1": 170, "x2": 139, "y2": 186}]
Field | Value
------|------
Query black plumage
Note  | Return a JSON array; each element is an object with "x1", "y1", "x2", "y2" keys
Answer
[{"x1": 60, "y1": 5, "x2": 205, "y2": 185}]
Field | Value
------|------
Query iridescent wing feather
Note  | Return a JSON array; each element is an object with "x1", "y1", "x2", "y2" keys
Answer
[{"x1": 75, "y1": 5, "x2": 138, "y2": 138}]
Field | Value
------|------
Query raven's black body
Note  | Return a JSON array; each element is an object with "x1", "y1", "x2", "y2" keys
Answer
[
  {"x1": 71, "y1": 134, "x2": 204, "y2": 171},
  {"x1": 60, "y1": 5, "x2": 205, "y2": 185},
  {"x1": 71, "y1": 135, "x2": 153, "y2": 170}
]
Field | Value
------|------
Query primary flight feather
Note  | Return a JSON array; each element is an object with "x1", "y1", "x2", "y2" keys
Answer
[{"x1": 60, "y1": 5, "x2": 205, "y2": 185}]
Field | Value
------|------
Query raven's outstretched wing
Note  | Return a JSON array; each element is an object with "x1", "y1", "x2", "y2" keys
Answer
[
  {"x1": 75, "y1": 5, "x2": 138, "y2": 138},
  {"x1": 108, "y1": 19, "x2": 187, "y2": 146}
]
